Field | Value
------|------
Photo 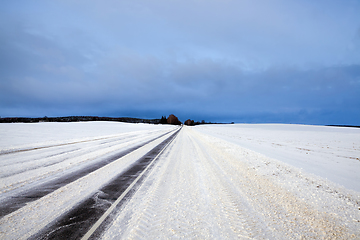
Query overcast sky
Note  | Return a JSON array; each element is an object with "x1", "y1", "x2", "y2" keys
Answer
[{"x1": 1, "y1": 0, "x2": 360, "y2": 125}]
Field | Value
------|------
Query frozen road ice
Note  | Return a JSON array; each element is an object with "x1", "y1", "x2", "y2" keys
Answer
[{"x1": 0, "y1": 122, "x2": 359, "y2": 239}]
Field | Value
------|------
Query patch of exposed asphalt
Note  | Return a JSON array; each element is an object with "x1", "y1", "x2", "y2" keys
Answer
[
  {"x1": 29, "y1": 127, "x2": 181, "y2": 240},
  {"x1": 0, "y1": 129, "x2": 177, "y2": 218}
]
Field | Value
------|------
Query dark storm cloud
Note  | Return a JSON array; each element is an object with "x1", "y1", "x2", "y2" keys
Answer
[{"x1": 1, "y1": 0, "x2": 360, "y2": 124}]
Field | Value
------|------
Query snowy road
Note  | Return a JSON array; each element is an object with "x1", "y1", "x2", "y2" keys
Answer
[{"x1": 0, "y1": 123, "x2": 359, "y2": 239}]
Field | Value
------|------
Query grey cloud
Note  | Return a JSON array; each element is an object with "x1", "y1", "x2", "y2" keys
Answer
[
  {"x1": 1, "y1": 1, "x2": 360, "y2": 125},
  {"x1": 49, "y1": 0, "x2": 360, "y2": 66}
]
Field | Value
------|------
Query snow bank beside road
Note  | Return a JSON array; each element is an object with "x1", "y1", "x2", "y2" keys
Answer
[{"x1": 194, "y1": 124, "x2": 360, "y2": 192}]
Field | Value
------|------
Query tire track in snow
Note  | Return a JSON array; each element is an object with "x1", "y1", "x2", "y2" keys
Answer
[
  {"x1": 99, "y1": 128, "x2": 204, "y2": 239},
  {"x1": 0, "y1": 135, "x2": 147, "y2": 195},
  {"x1": 0, "y1": 135, "x2": 126, "y2": 156},
  {"x1": 100, "y1": 132, "x2": 182, "y2": 239},
  {"x1": 28, "y1": 127, "x2": 181, "y2": 240},
  {"x1": 102, "y1": 127, "x2": 272, "y2": 239},
  {"x1": 2, "y1": 125, "x2": 358, "y2": 239},
  {"x1": 125, "y1": 133, "x2": 187, "y2": 239},
  {"x1": 190, "y1": 129, "x2": 360, "y2": 239},
  {"x1": 0, "y1": 128, "x2": 177, "y2": 218},
  {"x1": 0, "y1": 132, "x2": 147, "y2": 181},
  {"x1": 101, "y1": 127, "x2": 360, "y2": 239},
  {"x1": 0, "y1": 130, "x2": 152, "y2": 175},
  {"x1": 188, "y1": 129, "x2": 273, "y2": 239}
]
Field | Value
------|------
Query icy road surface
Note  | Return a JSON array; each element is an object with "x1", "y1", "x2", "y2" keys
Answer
[{"x1": 0, "y1": 122, "x2": 359, "y2": 239}]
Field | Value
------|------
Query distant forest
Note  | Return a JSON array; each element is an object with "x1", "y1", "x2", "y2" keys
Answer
[
  {"x1": 0, "y1": 115, "x2": 234, "y2": 125},
  {"x1": 0, "y1": 116, "x2": 161, "y2": 124}
]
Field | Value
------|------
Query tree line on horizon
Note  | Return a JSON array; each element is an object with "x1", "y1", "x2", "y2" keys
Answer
[
  {"x1": 0, "y1": 114, "x2": 234, "y2": 125},
  {"x1": 0, "y1": 116, "x2": 160, "y2": 124},
  {"x1": 159, "y1": 115, "x2": 218, "y2": 126}
]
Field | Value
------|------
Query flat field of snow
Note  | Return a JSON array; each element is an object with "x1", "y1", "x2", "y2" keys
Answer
[
  {"x1": 0, "y1": 122, "x2": 359, "y2": 239},
  {"x1": 194, "y1": 124, "x2": 360, "y2": 192}
]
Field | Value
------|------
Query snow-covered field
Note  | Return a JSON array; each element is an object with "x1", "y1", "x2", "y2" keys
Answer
[
  {"x1": 194, "y1": 124, "x2": 360, "y2": 192},
  {"x1": 0, "y1": 122, "x2": 359, "y2": 239}
]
